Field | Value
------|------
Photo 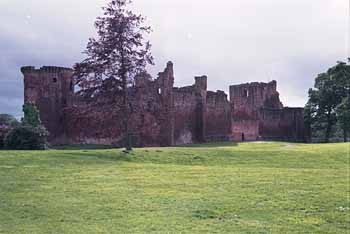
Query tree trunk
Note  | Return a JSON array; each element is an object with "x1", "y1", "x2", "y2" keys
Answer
[
  {"x1": 122, "y1": 77, "x2": 132, "y2": 151},
  {"x1": 120, "y1": 38, "x2": 132, "y2": 152},
  {"x1": 344, "y1": 129, "x2": 348, "y2": 142},
  {"x1": 325, "y1": 122, "x2": 331, "y2": 143},
  {"x1": 324, "y1": 112, "x2": 333, "y2": 143}
]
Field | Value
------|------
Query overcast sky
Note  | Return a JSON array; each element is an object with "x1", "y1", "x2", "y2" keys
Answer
[{"x1": 0, "y1": 0, "x2": 348, "y2": 118}]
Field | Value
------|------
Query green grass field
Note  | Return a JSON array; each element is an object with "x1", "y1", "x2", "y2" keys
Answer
[{"x1": 0, "y1": 142, "x2": 349, "y2": 234}]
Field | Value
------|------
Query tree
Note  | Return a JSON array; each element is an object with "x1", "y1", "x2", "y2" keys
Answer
[
  {"x1": 74, "y1": 0, "x2": 153, "y2": 151},
  {"x1": 306, "y1": 74, "x2": 339, "y2": 142},
  {"x1": 305, "y1": 61, "x2": 350, "y2": 143},
  {"x1": 336, "y1": 97, "x2": 350, "y2": 142}
]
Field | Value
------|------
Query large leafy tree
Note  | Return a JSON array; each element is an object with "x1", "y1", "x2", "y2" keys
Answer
[
  {"x1": 333, "y1": 61, "x2": 350, "y2": 141},
  {"x1": 74, "y1": 0, "x2": 154, "y2": 150},
  {"x1": 305, "y1": 61, "x2": 350, "y2": 142},
  {"x1": 336, "y1": 97, "x2": 350, "y2": 142}
]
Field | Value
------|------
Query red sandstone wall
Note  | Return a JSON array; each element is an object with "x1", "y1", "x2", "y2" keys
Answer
[
  {"x1": 173, "y1": 75, "x2": 210, "y2": 145},
  {"x1": 173, "y1": 86, "x2": 199, "y2": 145},
  {"x1": 63, "y1": 94, "x2": 164, "y2": 146},
  {"x1": 21, "y1": 63, "x2": 308, "y2": 146},
  {"x1": 63, "y1": 63, "x2": 174, "y2": 147},
  {"x1": 205, "y1": 91, "x2": 231, "y2": 141},
  {"x1": 21, "y1": 63, "x2": 174, "y2": 147},
  {"x1": 230, "y1": 80, "x2": 290, "y2": 142},
  {"x1": 231, "y1": 120, "x2": 259, "y2": 141},
  {"x1": 230, "y1": 81, "x2": 283, "y2": 120},
  {"x1": 259, "y1": 107, "x2": 308, "y2": 142},
  {"x1": 21, "y1": 66, "x2": 74, "y2": 144}
]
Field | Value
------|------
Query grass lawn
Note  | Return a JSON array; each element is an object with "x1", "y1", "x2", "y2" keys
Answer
[{"x1": 0, "y1": 142, "x2": 349, "y2": 234}]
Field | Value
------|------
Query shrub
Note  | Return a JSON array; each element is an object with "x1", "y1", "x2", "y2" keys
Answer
[
  {"x1": 0, "y1": 126, "x2": 10, "y2": 149},
  {"x1": 0, "y1": 114, "x2": 20, "y2": 127},
  {"x1": 4, "y1": 125, "x2": 49, "y2": 150},
  {"x1": 0, "y1": 114, "x2": 20, "y2": 149}
]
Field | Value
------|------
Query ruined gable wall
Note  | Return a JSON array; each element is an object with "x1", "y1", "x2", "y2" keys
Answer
[
  {"x1": 155, "y1": 62, "x2": 175, "y2": 146},
  {"x1": 229, "y1": 81, "x2": 283, "y2": 141},
  {"x1": 230, "y1": 80, "x2": 283, "y2": 120}
]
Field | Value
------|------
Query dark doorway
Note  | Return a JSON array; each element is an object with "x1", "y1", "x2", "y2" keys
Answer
[{"x1": 242, "y1": 133, "x2": 245, "y2": 142}]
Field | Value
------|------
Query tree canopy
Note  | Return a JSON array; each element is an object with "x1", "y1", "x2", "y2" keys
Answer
[
  {"x1": 74, "y1": 0, "x2": 153, "y2": 97},
  {"x1": 305, "y1": 61, "x2": 350, "y2": 142},
  {"x1": 74, "y1": 0, "x2": 153, "y2": 150}
]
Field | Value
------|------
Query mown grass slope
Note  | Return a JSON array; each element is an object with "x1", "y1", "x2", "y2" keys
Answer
[{"x1": 0, "y1": 142, "x2": 349, "y2": 234}]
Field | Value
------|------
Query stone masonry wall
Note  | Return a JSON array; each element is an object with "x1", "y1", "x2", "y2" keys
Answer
[
  {"x1": 21, "y1": 62, "x2": 309, "y2": 146},
  {"x1": 62, "y1": 62, "x2": 174, "y2": 146},
  {"x1": 230, "y1": 81, "x2": 308, "y2": 142},
  {"x1": 206, "y1": 90, "x2": 231, "y2": 142},
  {"x1": 21, "y1": 66, "x2": 74, "y2": 144},
  {"x1": 259, "y1": 107, "x2": 308, "y2": 142}
]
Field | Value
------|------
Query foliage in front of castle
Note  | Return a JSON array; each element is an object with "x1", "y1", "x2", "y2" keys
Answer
[{"x1": 0, "y1": 104, "x2": 49, "y2": 150}]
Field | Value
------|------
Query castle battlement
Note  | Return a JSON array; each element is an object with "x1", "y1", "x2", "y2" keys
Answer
[
  {"x1": 21, "y1": 66, "x2": 73, "y2": 75},
  {"x1": 229, "y1": 80, "x2": 277, "y2": 89}
]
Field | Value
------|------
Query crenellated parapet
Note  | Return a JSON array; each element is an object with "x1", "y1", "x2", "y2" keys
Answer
[{"x1": 21, "y1": 66, "x2": 73, "y2": 75}]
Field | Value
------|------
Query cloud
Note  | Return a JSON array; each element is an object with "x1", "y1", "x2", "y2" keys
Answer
[{"x1": 0, "y1": 0, "x2": 348, "y2": 117}]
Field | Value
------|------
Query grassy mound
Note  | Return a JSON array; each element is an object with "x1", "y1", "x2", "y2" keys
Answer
[{"x1": 0, "y1": 142, "x2": 349, "y2": 233}]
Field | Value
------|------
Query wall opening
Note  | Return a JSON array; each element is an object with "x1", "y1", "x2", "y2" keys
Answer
[
  {"x1": 243, "y1": 89, "x2": 249, "y2": 98},
  {"x1": 53, "y1": 78, "x2": 57, "y2": 83}
]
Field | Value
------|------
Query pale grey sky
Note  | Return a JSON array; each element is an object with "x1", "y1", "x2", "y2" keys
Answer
[{"x1": 0, "y1": 0, "x2": 348, "y2": 117}]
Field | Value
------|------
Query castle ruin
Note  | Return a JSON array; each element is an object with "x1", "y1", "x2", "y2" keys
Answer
[{"x1": 21, "y1": 62, "x2": 309, "y2": 146}]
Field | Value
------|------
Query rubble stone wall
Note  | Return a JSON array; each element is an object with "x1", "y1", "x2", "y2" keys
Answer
[
  {"x1": 21, "y1": 66, "x2": 74, "y2": 144},
  {"x1": 21, "y1": 62, "x2": 309, "y2": 146}
]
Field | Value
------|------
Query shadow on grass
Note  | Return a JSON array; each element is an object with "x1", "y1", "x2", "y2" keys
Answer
[
  {"x1": 184, "y1": 141, "x2": 238, "y2": 148},
  {"x1": 47, "y1": 150, "x2": 136, "y2": 165},
  {"x1": 51, "y1": 145, "x2": 113, "y2": 150},
  {"x1": 51, "y1": 141, "x2": 239, "y2": 151}
]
